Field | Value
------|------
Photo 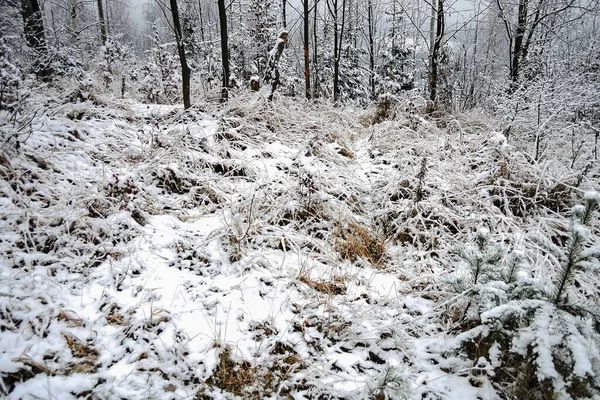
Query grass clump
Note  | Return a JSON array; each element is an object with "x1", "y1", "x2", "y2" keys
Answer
[{"x1": 335, "y1": 222, "x2": 387, "y2": 267}]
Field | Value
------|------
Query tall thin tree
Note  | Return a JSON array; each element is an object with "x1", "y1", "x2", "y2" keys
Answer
[
  {"x1": 303, "y1": 0, "x2": 311, "y2": 99},
  {"x1": 170, "y1": 0, "x2": 191, "y2": 109},
  {"x1": 327, "y1": 0, "x2": 346, "y2": 102},
  {"x1": 218, "y1": 0, "x2": 230, "y2": 101},
  {"x1": 97, "y1": 0, "x2": 106, "y2": 45},
  {"x1": 429, "y1": 0, "x2": 444, "y2": 103},
  {"x1": 282, "y1": 0, "x2": 287, "y2": 28},
  {"x1": 367, "y1": 0, "x2": 375, "y2": 99}
]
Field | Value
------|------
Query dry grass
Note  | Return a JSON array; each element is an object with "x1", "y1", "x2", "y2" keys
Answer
[
  {"x1": 335, "y1": 222, "x2": 387, "y2": 267},
  {"x1": 206, "y1": 347, "x2": 257, "y2": 397},
  {"x1": 204, "y1": 343, "x2": 306, "y2": 399},
  {"x1": 298, "y1": 274, "x2": 347, "y2": 295},
  {"x1": 57, "y1": 310, "x2": 85, "y2": 327},
  {"x1": 64, "y1": 333, "x2": 98, "y2": 359}
]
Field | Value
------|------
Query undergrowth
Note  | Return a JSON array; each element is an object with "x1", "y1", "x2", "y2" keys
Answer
[{"x1": 1, "y1": 84, "x2": 598, "y2": 399}]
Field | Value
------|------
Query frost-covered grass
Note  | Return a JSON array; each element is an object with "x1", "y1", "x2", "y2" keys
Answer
[{"x1": 1, "y1": 84, "x2": 599, "y2": 399}]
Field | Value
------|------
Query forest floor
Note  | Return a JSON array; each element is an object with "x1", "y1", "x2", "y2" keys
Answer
[{"x1": 1, "y1": 87, "x2": 598, "y2": 399}]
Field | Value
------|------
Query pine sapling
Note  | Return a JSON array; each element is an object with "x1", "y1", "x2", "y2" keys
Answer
[
  {"x1": 500, "y1": 250, "x2": 523, "y2": 285},
  {"x1": 457, "y1": 228, "x2": 503, "y2": 286},
  {"x1": 552, "y1": 192, "x2": 600, "y2": 306}
]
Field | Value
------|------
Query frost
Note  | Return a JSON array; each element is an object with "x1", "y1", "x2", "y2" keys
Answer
[
  {"x1": 584, "y1": 190, "x2": 600, "y2": 203},
  {"x1": 1, "y1": 84, "x2": 599, "y2": 400}
]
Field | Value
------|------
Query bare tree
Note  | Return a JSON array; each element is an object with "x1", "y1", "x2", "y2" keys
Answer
[
  {"x1": 97, "y1": 0, "x2": 106, "y2": 45},
  {"x1": 326, "y1": 0, "x2": 346, "y2": 102},
  {"x1": 218, "y1": 0, "x2": 230, "y2": 101},
  {"x1": 367, "y1": 0, "x2": 375, "y2": 99},
  {"x1": 429, "y1": 0, "x2": 444, "y2": 103},
  {"x1": 312, "y1": 0, "x2": 319, "y2": 98},
  {"x1": 282, "y1": 0, "x2": 287, "y2": 28},
  {"x1": 169, "y1": 0, "x2": 190, "y2": 109},
  {"x1": 303, "y1": 0, "x2": 311, "y2": 99},
  {"x1": 494, "y1": 0, "x2": 578, "y2": 86}
]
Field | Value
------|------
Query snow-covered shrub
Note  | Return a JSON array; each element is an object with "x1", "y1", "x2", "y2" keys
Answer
[
  {"x1": 482, "y1": 132, "x2": 573, "y2": 217},
  {"x1": 0, "y1": 38, "x2": 21, "y2": 111},
  {"x1": 444, "y1": 193, "x2": 600, "y2": 399},
  {"x1": 366, "y1": 94, "x2": 400, "y2": 125},
  {"x1": 377, "y1": 42, "x2": 415, "y2": 96},
  {"x1": 456, "y1": 228, "x2": 504, "y2": 287},
  {"x1": 98, "y1": 39, "x2": 128, "y2": 89},
  {"x1": 42, "y1": 45, "x2": 85, "y2": 79},
  {"x1": 138, "y1": 25, "x2": 180, "y2": 104}
]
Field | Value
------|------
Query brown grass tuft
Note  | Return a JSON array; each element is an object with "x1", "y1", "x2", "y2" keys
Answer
[
  {"x1": 335, "y1": 222, "x2": 387, "y2": 267},
  {"x1": 298, "y1": 275, "x2": 347, "y2": 295},
  {"x1": 206, "y1": 346, "x2": 257, "y2": 397}
]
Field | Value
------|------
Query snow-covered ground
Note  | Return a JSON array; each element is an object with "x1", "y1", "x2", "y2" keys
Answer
[{"x1": 1, "y1": 90, "x2": 598, "y2": 399}]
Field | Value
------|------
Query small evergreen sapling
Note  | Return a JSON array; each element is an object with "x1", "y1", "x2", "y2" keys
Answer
[
  {"x1": 368, "y1": 365, "x2": 412, "y2": 400},
  {"x1": 539, "y1": 191, "x2": 600, "y2": 311},
  {"x1": 452, "y1": 227, "x2": 509, "y2": 324},
  {"x1": 445, "y1": 193, "x2": 600, "y2": 398},
  {"x1": 456, "y1": 228, "x2": 504, "y2": 286}
]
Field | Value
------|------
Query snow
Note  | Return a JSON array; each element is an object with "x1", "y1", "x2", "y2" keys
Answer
[{"x1": 1, "y1": 88, "x2": 599, "y2": 399}]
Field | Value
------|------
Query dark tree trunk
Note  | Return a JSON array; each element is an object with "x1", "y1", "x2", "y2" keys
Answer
[
  {"x1": 303, "y1": 0, "x2": 311, "y2": 99},
  {"x1": 97, "y1": 0, "x2": 107, "y2": 45},
  {"x1": 367, "y1": 0, "x2": 375, "y2": 99},
  {"x1": 218, "y1": 0, "x2": 230, "y2": 101},
  {"x1": 330, "y1": 0, "x2": 340, "y2": 102},
  {"x1": 511, "y1": 0, "x2": 527, "y2": 85},
  {"x1": 282, "y1": 0, "x2": 287, "y2": 28},
  {"x1": 105, "y1": 0, "x2": 110, "y2": 36},
  {"x1": 21, "y1": 0, "x2": 46, "y2": 49},
  {"x1": 170, "y1": 0, "x2": 191, "y2": 109},
  {"x1": 21, "y1": 0, "x2": 51, "y2": 79},
  {"x1": 313, "y1": 0, "x2": 319, "y2": 97}
]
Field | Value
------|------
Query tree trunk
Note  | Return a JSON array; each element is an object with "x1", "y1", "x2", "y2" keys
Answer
[
  {"x1": 104, "y1": 0, "x2": 110, "y2": 36},
  {"x1": 329, "y1": 0, "x2": 346, "y2": 103},
  {"x1": 69, "y1": 0, "x2": 78, "y2": 40},
  {"x1": 282, "y1": 0, "x2": 287, "y2": 28},
  {"x1": 367, "y1": 0, "x2": 375, "y2": 99},
  {"x1": 198, "y1": 0, "x2": 205, "y2": 43},
  {"x1": 429, "y1": 0, "x2": 444, "y2": 103},
  {"x1": 511, "y1": 0, "x2": 528, "y2": 85},
  {"x1": 170, "y1": 0, "x2": 191, "y2": 109},
  {"x1": 303, "y1": 0, "x2": 311, "y2": 99},
  {"x1": 218, "y1": 0, "x2": 230, "y2": 101},
  {"x1": 97, "y1": 0, "x2": 107, "y2": 45},
  {"x1": 21, "y1": 0, "x2": 51, "y2": 79},
  {"x1": 313, "y1": 0, "x2": 319, "y2": 98},
  {"x1": 21, "y1": 0, "x2": 46, "y2": 49},
  {"x1": 266, "y1": 31, "x2": 288, "y2": 100},
  {"x1": 333, "y1": 1, "x2": 339, "y2": 102}
]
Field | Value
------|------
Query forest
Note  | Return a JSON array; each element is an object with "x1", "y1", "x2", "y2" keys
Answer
[{"x1": 1, "y1": 0, "x2": 600, "y2": 398}]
